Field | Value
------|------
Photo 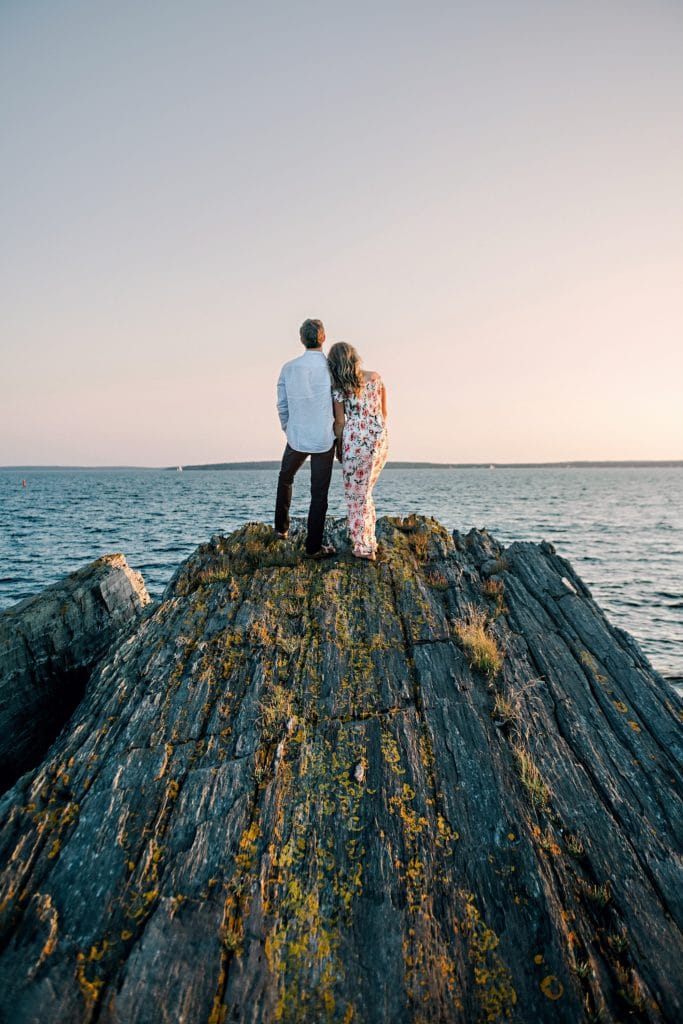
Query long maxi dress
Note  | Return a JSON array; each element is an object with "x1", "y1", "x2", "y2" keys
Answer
[{"x1": 333, "y1": 377, "x2": 389, "y2": 557}]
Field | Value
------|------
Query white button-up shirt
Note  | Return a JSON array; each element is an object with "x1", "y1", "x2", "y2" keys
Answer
[{"x1": 276, "y1": 349, "x2": 335, "y2": 453}]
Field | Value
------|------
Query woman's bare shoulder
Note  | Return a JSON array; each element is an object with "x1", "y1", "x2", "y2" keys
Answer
[{"x1": 363, "y1": 370, "x2": 381, "y2": 381}]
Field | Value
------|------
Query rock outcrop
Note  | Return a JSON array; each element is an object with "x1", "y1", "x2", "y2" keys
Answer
[
  {"x1": 0, "y1": 517, "x2": 681, "y2": 1023},
  {"x1": 0, "y1": 554, "x2": 150, "y2": 792}
]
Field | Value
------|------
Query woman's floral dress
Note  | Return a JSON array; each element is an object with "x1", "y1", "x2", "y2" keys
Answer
[{"x1": 333, "y1": 377, "x2": 388, "y2": 556}]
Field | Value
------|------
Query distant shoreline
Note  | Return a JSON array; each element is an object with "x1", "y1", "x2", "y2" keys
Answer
[{"x1": 2, "y1": 460, "x2": 682, "y2": 472}]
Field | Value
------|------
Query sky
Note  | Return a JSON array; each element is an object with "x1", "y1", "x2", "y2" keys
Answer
[{"x1": 1, "y1": 0, "x2": 682, "y2": 466}]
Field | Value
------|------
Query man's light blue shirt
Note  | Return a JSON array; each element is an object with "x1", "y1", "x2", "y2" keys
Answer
[{"x1": 276, "y1": 349, "x2": 335, "y2": 453}]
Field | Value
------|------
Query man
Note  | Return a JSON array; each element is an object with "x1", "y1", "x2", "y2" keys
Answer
[{"x1": 274, "y1": 318, "x2": 337, "y2": 558}]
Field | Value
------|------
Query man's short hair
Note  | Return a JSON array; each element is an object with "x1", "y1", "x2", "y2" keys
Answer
[{"x1": 300, "y1": 318, "x2": 325, "y2": 348}]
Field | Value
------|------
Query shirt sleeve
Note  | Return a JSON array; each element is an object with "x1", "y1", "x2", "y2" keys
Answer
[
  {"x1": 276, "y1": 369, "x2": 288, "y2": 430},
  {"x1": 332, "y1": 388, "x2": 344, "y2": 403}
]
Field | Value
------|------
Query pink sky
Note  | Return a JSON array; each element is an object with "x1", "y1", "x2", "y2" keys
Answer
[{"x1": 1, "y1": 1, "x2": 681, "y2": 465}]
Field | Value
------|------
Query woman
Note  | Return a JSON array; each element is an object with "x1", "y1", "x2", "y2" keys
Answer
[{"x1": 328, "y1": 342, "x2": 388, "y2": 561}]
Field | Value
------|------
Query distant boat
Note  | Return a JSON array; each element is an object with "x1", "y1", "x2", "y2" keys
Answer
[
  {"x1": 489, "y1": 464, "x2": 496, "y2": 470},
  {"x1": 176, "y1": 465, "x2": 183, "y2": 472}
]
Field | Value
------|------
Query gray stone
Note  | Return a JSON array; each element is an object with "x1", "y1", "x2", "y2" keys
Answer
[{"x1": 0, "y1": 554, "x2": 150, "y2": 791}]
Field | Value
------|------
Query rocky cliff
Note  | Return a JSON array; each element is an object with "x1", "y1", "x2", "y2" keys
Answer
[
  {"x1": 0, "y1": 517, "x2": 680, "y2": 1023},
  {"x1": 0, "y1": 554, "x2": 150, "y2": 792}
]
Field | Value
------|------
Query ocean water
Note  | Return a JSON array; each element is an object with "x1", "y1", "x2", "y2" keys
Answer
[{"x1": 0, "y1": 467, "x2": 681, "y2": 680}]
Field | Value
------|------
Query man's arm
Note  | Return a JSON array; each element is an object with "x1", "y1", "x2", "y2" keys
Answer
[{"x1": 276, "y1": 369, "x2": 289, "y2": 430}]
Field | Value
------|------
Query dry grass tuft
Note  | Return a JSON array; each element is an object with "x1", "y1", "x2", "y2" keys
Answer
[
  {"x1": 491, "y1": 678, "x2": 542, "y2": 730},
  {"x1": 512, "y1": 743, "x2": 551, "y2": 810},
  {"x1": 492, "y1": 691, "x2": 520, "y2": 726},
  {"x1": 426, "y1": 569, "x2": 449, "y2": 591},
  {"x1": 482, "y1": 577, "x2": 507, "y2": 617},
  {"x1": 408, "y1": 532, "x2": 430, "y2": 561},
  {"x1": 453, "y1": 605, "x2": 503, "y2": 679}
]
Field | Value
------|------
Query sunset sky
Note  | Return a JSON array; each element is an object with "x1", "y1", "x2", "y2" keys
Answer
[{"x1": 2, "y1": 0, "x2": 682, "y2": 465}]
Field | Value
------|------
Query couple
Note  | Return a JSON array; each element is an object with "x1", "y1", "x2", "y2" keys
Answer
[{"x1": 274, "y1": 318, "x2": 388, "y2": 561}]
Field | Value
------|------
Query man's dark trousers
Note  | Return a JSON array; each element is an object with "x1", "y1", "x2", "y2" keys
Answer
[{"x1": 274, "y1": 443, "x2": 335, "y2": 554}]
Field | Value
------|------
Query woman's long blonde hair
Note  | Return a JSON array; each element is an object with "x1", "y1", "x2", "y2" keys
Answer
[{"x1": 328, "y1": 342, "x2": 364, "y2": 398}]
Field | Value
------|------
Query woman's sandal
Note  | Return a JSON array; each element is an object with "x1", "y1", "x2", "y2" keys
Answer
[{"x1": 352, "y1": 549, "x2": 376, "y2": 561}]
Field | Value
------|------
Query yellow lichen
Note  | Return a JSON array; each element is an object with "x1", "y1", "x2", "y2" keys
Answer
[
  {"x1": 461, "y1": 895, "x2": 517, "y2": 1021},
  {"x1": 540, "y1": 974, "x2": 564, "y2": 1000},
  {"x1": 166, "y1": 779, "x2": 180, "y2": 800},
  {"x1": 35, "y1": 893, "x2": 59, "y2": 964}
]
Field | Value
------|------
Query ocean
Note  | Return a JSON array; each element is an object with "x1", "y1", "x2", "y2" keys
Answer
[{"x1": 0, "y1": 466, "x2": 681, "y2": 680}]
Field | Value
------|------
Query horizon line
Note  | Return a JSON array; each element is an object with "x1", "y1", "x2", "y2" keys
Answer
[{"x1": 2, "y1": 459, "x2": 682, "y2": 471}]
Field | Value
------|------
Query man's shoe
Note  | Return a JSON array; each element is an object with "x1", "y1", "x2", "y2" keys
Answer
[
  {"x1": 304, "y1": 545, "x2": 336, "y2": 560},
  {"x1": 274, "y1": 530, "x2": 288, "y2": 540}
]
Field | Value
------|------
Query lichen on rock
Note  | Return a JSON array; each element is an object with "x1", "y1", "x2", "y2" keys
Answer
[{"x1": 0, "y1": 516, "x2": 681, "y2": 1023}]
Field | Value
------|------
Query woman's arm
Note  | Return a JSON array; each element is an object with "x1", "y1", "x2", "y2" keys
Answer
[
  {"x1": 333, "y1": 399, "x2": 345, "y2": 439},
  {"x1": 381, "y1": 383, "x2": 388, "y2": 419}
]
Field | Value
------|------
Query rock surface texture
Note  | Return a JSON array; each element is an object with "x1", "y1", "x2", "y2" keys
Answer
[
  {"x1": 0, "y1": 554, "x2": 150, "y2": 792},
  {"x1": 0, "y1": 517, "x2": 681, "y2": 1023}
]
